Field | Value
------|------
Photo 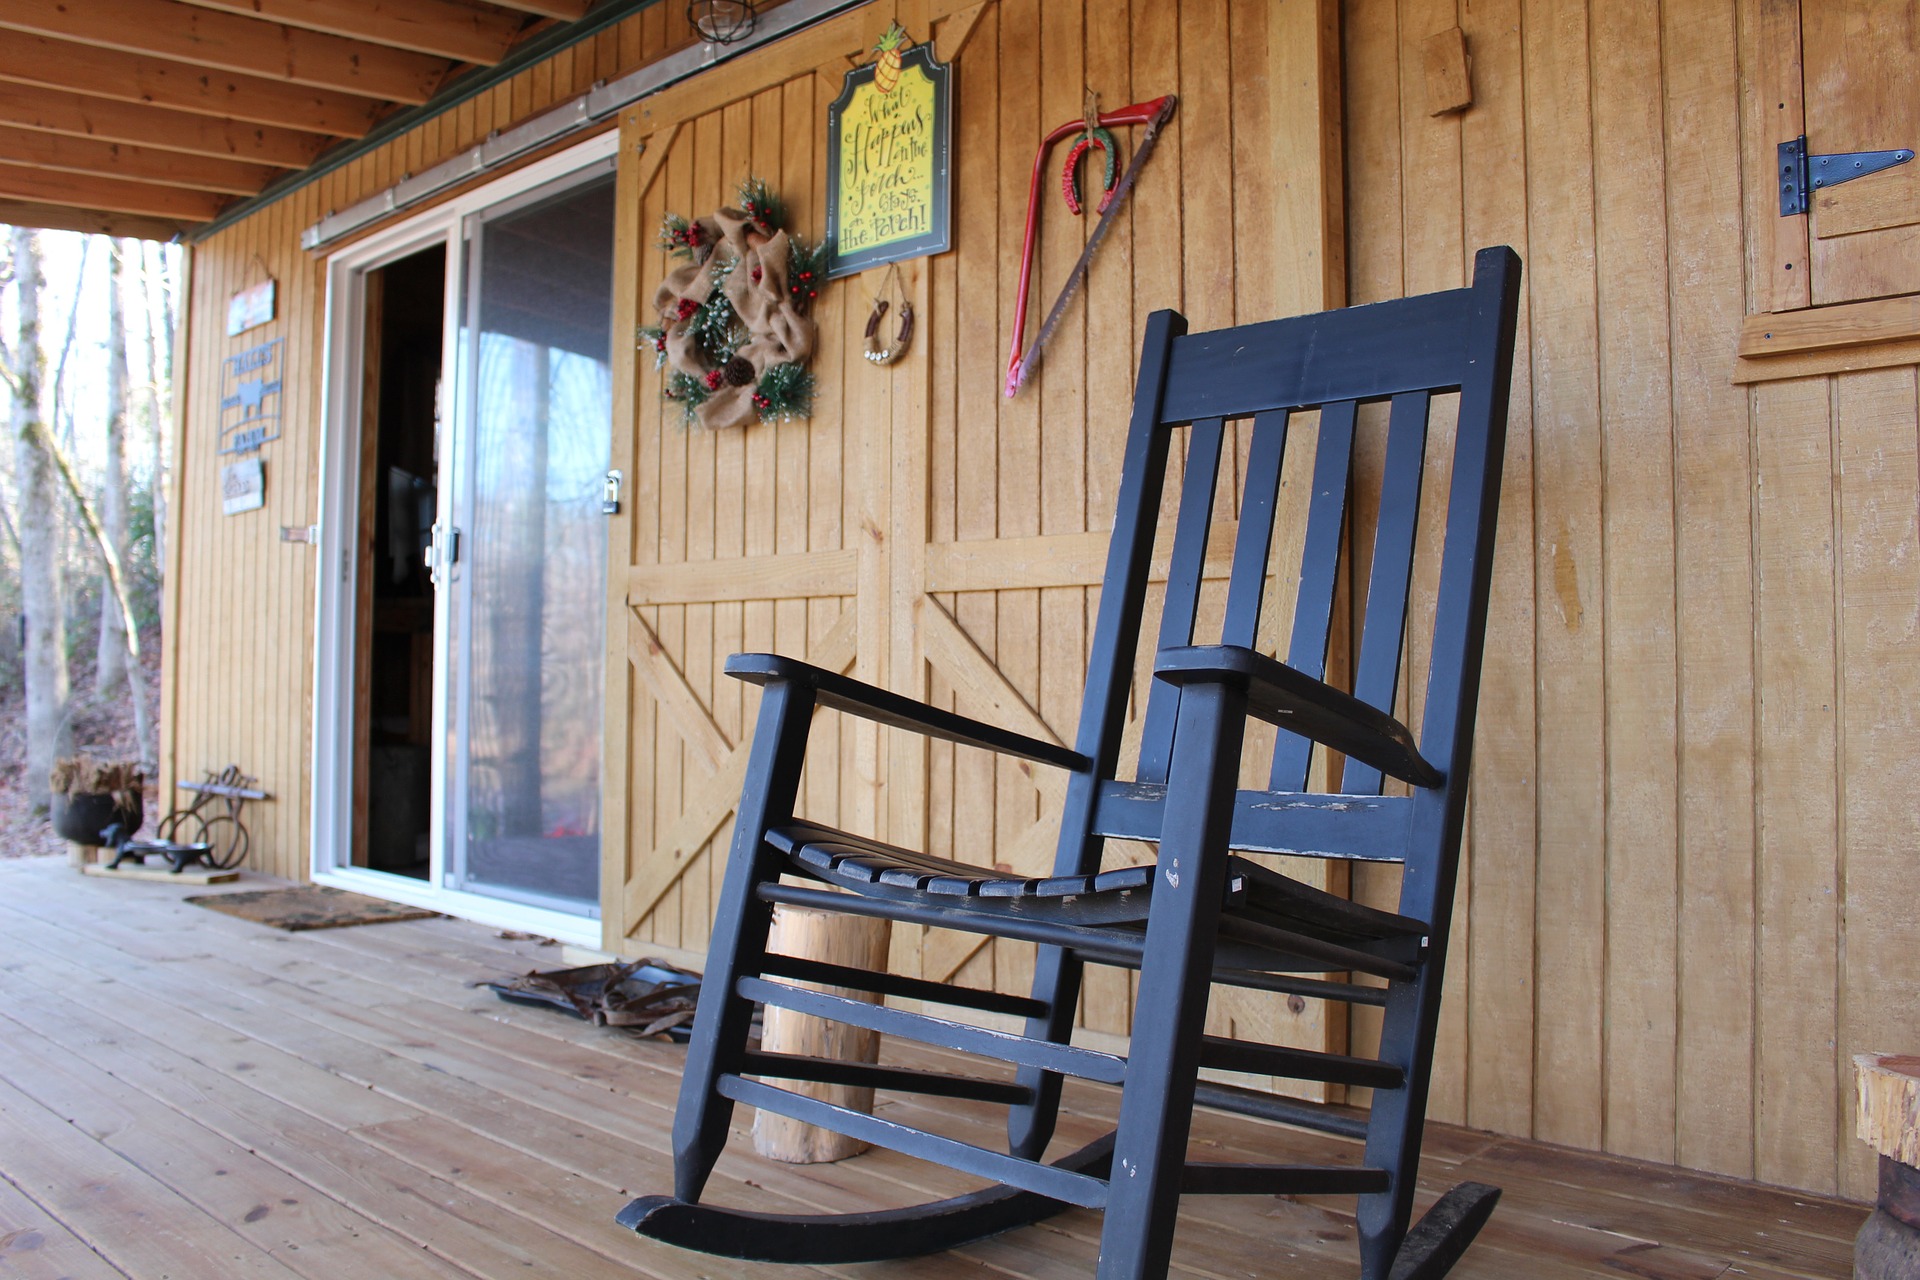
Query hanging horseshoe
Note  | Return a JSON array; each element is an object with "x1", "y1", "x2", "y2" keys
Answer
[
  {"x1": 1060, "y1": 126, "x2": 1120, "y2": 215},
  {"x1": 862, "y1": 264, "x2": 915, "y2": 366}
]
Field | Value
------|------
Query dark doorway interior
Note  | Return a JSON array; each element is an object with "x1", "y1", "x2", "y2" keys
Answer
[{"x1": 352, "y1": 247, "x2": 444, "y2": 879}]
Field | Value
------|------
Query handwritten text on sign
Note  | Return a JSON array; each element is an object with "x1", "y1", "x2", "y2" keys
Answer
[{"x1": 826, "y1": 43, "x2": 951, "y2": 278}]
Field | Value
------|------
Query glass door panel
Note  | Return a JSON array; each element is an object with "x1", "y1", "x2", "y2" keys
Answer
[{"x1": 444, "y1": 167, "x2": 615, "y2": 915}]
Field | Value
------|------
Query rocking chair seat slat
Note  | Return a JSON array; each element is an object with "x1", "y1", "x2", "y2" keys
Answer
[
  {"x1": 772, "y1": 819, "x2": 1425, "y2": 962},
  {"x1": 771, "y1": 819, "x2": 1155, "y2": 905}
]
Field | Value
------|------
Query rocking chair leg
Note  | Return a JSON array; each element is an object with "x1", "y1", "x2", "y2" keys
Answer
[
  {"x1": 1356, "y1": 979, "x2": 1437, "y2": 1278},
  {"x1": 670, "y1": 682, "x2": 817, "y2": 1203},
  {"x1": 1098, "y1": 683, "x2": 1246, "y2": 1280},
  {"x1": 1009, "y1": 946, "x2": 1082, "y2": 1160}
]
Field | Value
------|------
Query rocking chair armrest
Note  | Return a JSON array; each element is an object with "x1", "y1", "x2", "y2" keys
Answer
[
  {"x1": 726, "y1": 653, "x2": 1090, "y2": 772},
  {"x1": 1154, "y1": 645, "x2": 1443, "y2": 789}
]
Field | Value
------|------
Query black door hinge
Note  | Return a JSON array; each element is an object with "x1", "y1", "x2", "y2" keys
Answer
[{"x1": 1779, "y1": 135, "x2": 1914, "y2": 216}]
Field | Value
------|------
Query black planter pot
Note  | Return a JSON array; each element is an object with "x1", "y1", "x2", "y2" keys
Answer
[{"x1": 51, "y1": 790, "x2": 143, "y2": 848}]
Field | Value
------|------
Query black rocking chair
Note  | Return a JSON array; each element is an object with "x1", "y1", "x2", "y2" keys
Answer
[{"x1": 621, "y1": 246, "x2": 1523, "y2": 1279}]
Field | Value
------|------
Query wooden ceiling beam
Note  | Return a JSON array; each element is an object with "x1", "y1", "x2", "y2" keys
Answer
[
  {"x1": 0, "y1": 197, "x2": 186, "y2": 242},
  {"x1": 0, "y1": 127, "x2": 277, "y2": 197},
  {"x1": 177, "y1": 0, "x2": 529, "y2": 67},
  {"x1": 0, "y1": 163, "x2": 226, "y2": 222},
  {"x1": 0, "y1": 0, "x2": 451, "y2": 106},
  {"x1": 483, "y1": 0, "x2": 590, "y2": 21},
  {"x1": 0, "y1": 36, "x2": 383, "y2": 137},
  {"x1": 0, "y1": 84, "x2": 326, "y2": 169}
]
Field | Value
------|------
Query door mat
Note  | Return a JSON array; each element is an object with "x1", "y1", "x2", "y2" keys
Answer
[{"x1": 186, "y1": 885, "x2": 439, "y2": 931}]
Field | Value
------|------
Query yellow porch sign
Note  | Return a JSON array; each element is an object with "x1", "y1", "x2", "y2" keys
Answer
[{"x1": 825, "y1": 41, "x2": 951, "y2": 277}]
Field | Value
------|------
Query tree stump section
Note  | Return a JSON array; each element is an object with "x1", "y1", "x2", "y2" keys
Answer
[
  {"x1": 1855, "y1": 1053, "x2": 1920, "y2": 1280},
  {"x1": 751, "y1": 905, "x2": 892, "y2": 1164}
]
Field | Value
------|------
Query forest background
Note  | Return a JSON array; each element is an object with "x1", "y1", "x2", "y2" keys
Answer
[{"x1": 0, "y1": 225, "x2": 180, "y2": 858}]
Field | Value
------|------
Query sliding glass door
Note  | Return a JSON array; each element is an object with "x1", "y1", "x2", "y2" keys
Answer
[{"x1": 441, "y1": 164, "x2": 616, "y2": 917}]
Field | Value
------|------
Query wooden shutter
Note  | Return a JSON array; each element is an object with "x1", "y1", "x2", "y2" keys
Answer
[{"x1": 1803, "y1": 1, "x2": 1920, "y2": 305}]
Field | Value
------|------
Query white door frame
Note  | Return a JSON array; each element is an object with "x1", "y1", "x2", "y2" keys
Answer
[{"x1": 310, "y1": 130, "x2": 619, "y2": 948}]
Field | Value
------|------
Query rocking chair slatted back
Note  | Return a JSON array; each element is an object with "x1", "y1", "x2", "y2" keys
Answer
[
  {"x1": 1344, "y1": 389, "x2": 1433, "y2": 797},
  {"x1": 1267, "y1": 398, "x2": 1356, "y2": 793},
  {"x1": 1060, "y1": 280, "x2": 1491, "y2": 884}
]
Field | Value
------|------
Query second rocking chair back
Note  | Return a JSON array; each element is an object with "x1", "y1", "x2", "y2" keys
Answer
[{"x1": 623, "y1": 245, "x2": 1523, "y2": 1280}]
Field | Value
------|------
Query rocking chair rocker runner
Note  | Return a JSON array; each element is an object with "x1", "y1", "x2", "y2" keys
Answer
[{"x1": 621, "y1": 246, "x2": 1523, "y2": 1279}]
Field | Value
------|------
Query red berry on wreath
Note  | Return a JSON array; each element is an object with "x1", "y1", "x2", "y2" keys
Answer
[
  {"x1": 704, "y1": 368, "x2": 724, "y2": 391},
  {"x1": 676, "y1": 298, "x2": 699, "y2": 321}
]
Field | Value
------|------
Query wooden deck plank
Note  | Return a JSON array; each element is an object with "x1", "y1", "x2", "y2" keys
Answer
[
  {"x1": 0, "y1": 1073, "x2": 308, "y2": 1280},
  {"x1": 0, "y1": 1167, "x2": 129, "y2": 1279},
  {"x1": 0, "y1": 1014, "x2": 475, "y2": 1280},
  {"x1": 0, "y1": 858, "x2": 1863, "y2": 1280}
]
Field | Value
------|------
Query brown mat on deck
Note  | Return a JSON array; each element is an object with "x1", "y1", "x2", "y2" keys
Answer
[{"x1": 186, "y1": 885, "x2": 439, "y2": 931}]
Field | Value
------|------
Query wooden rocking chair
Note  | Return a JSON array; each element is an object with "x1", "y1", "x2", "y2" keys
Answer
[{"x1": 621, "y1": 246, "x2": 1523, "y2": 1279}]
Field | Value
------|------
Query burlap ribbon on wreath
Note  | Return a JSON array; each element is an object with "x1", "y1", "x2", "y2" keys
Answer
[{"x1": 653, "y1": 207, "x2": 816, "y2": 430}]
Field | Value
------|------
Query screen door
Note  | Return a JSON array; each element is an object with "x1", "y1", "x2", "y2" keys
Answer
[{"x1": 441, "y1": 164, "x2": 616, "y2": 916}]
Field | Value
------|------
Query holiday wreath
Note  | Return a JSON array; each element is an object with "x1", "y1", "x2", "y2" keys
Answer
[{"x1": 640, "y1": 178, "x2": 828, "y2": 430}]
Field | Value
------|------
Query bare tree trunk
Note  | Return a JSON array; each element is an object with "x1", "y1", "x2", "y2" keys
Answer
[
  {"x1": 49, "y1": 239, "x2": 88, "y2": 449},
  {"x1": 145, "y1": 242, "x2": 174, "y2": 569},
  {"x1": 7, "y1": 226, "x2": 72, "y2": 809},
  {"x1": 35, "y1": 411, "x2": 152, "y2": 767},
  {"x1": 97, "y1": 240, "x2": 131, "y2": 694}
]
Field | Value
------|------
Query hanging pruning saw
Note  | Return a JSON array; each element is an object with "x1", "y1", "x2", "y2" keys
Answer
[{"x1": 1005, "y1": 94, "x2": 1178, "y2": 397}]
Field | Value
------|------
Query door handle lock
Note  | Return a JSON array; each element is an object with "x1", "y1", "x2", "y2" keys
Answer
[
  {"x1": 424, "y1": 522, "x2": 460, "y2": 586},
  {"x1": 603, "y1": 468, "x2": 623, "y2": 515}
]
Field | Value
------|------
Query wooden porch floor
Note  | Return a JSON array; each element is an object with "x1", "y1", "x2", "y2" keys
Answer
[{"x1": 0, "y1": 855, "x2": 1863, "y2": 1279}]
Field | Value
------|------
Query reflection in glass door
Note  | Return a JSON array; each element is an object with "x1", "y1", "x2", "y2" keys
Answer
[{"x1": 443, "y1": 166, "x2": 615, "y2": 916}]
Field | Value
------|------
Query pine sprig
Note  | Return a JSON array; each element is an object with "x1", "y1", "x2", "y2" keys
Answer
[
  {"x1": 637, "y1": 325, "x2": 668, "y2": 371},
  {"x1": 786, "y1": 235, "x2": 828, "y2": 315},
  {"x1": 736, "y1": 177, "x2": 786, "y2": 232},
  {"x1": 752, "y1": 362, "x2": 815, "y2": 422},
  {"x1": 665, "y1": 371, "x2": 709, "y2": 424}
]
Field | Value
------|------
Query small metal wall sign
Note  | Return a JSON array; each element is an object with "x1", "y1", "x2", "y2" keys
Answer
[
  {"x1": 825, "y1": 36, "x2": 952, "y2": 279},
  {"x1": 221, "y1": 458, "x2": 265, "y2": 516},
  {"x1": 220, "y1": 337, "x2": 284, "y2": 456},
  {"x1": 226, "y1": 278, "x2": 276, "y2": 337}
]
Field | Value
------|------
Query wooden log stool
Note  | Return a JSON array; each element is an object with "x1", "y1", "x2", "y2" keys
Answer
[
  {"x1": 1856, "y1": 1053, "x2": 1920, "y2": 1279},
  {"x1": 751, "y1": 905, "x2": 891, "y2": 1164}
]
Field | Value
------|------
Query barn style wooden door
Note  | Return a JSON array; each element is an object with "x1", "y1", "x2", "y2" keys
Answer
[{"x1": 601, "y1": 0, "x2": 1350, "y2": 1085}]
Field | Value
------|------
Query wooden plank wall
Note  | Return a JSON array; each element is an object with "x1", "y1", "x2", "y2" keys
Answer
[
  {"x1": 164, "y1": 0, "x2": 1920, "y2": 1205},
  {"x1": 1345, "y1": 0, "x2": 1918, "y2": 1201},
  {"x1": 163, "y1": 5, "x2": 707, "y2": 883}
]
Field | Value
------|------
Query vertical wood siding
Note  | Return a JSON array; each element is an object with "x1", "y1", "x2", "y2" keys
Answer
[
  {"x1": 1346, "y1": 0, "x2": 1917, "y2": 1200},
  {"x1": 167, "y1": 0, "x2": 1917, "y2": 1202}
]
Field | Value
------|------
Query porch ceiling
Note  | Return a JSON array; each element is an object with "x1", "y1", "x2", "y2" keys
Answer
[{"x1": 0, "y1": 0, "x2": 599, "y2": 242}]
